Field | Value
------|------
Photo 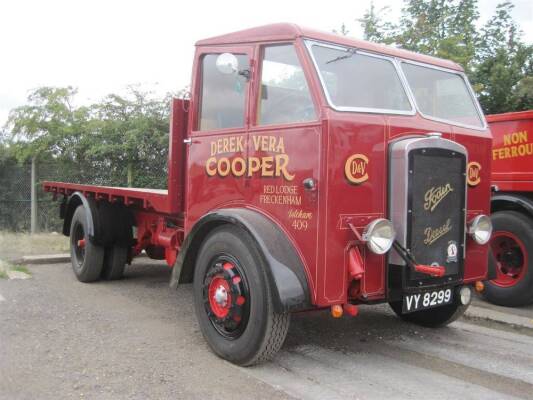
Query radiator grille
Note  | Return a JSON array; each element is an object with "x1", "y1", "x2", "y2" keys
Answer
[{"x1": 406, "y1": 148, "x2": 466, "y2": 283}]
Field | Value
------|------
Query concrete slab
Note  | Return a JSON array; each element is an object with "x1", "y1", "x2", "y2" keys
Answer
[
  {"x1": 465, "y1": 304, "x2": 533, "y2": 330},
  {"x1": 20, "y1": 254, "x2": 70, "y2": 264},
  {"x1": 473, "y1": 295, "x2": 533, "y2": 319},
  {"x1": 20, "y1": 252, "x2": 147, "y2": 265}
]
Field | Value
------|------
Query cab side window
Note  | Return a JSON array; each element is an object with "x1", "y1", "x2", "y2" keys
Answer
[
  {"x1": 198, "y1": 54, "x2": 249, "y2": 131},
  {"x1": 258, "y1": 45, "x2": 316, "y2": 125}
]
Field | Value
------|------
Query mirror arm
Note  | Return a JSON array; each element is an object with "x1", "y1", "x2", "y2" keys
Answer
[{"x1": 238, "y1": 69, "x2": 251, "y2": 81}]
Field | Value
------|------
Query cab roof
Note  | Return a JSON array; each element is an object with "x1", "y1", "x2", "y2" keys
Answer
[{"x1": 196, "y1": 23, "x2": 463, "y2": 72}]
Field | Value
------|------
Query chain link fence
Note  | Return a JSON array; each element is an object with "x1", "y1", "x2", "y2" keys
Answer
[{"x1": 0, "y1": 157, "x2": 168, "y2": 232}]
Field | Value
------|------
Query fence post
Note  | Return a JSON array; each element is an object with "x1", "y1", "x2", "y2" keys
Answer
[{"x1": 31, "y1": 156, "x2": 38, "y2": 234}]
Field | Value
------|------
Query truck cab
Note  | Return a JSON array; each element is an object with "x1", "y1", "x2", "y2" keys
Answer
[
  {"x1": 185, "y1": 23, "x2": 492, "y2": 306},
  {"x1": 45, "y1": 24, "x2": 494, "y2": 366}
]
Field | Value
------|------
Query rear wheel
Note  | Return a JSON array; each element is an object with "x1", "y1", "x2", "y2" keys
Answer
[
  {"x1": 69, "y1": 206, "x2": 104, "y2": 282},
  {"x1": 193, "y1": 225, "x2": 290, "y2": 366},
  {"x1": 484, "y1": 211, "x2": 533, "y2": 306},
  {"x1": 389, "y1": 298, "x2": 467, "y2": 328},
  {"x1": 101, "y1": 246, "x2": 128, "y2": 280}
]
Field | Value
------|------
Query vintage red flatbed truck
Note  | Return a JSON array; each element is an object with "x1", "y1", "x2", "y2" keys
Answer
[
  {"x1": 44, "y1": 23, "x2": 493, "y2": 365},
  {"x1": 484, "y1": 110, "x2": 533, "y2": 306}
]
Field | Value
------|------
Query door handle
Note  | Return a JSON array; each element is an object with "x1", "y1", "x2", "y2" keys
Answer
[{"x1": 303, "y1": 178, "x2": 317, "y2": 191}]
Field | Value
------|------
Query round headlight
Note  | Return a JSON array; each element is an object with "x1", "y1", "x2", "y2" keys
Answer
[
  {"x1": 362, "y1": 218, "x2": 396, "y2": 255},
  {"x1": 468, "y1": 214, "x2": 492, "y2": 245}
]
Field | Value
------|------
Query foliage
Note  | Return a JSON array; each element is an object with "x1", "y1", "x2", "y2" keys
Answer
[
  {"x1": 0, "y1": 143, "x2": 28, "y2": 231},
  {"x1": 338, "y1": 0, "x2": 532, "y2": 114},
  {"x1": 6, "y1": 87, "x2": 88, "y2": 162},
  {"x1": 357, "y1": 3, "x2": 395, "y2": 45},
  {"x1": 471, "y1": 2, "x2": 533, "y2": 113},
  {"x1": 86, "y1": 88, "x2": 171, "y2": 187},
  {"x1": 333, "y1": 23, "x2": 350, "y2": 36},
  {"x1": 3, "y1": 86, "x2": 172, "y2": 188}
]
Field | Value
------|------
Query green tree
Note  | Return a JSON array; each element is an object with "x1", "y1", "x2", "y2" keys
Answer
[
  {"x1": 88, "y1": 87, "x2": 170, "y2": 187},
  {"x1": 4, "y1": 86, "x2": 172, "y2": 188},
  {"x1": 389, "y1": 0, "x2": 478, "y2": 71},
  {"x1": 333, "y1": 23, "x2": 350, "y2": 36},
  {"x1": 472, "y1": 1, "x2": 533, "y2": 113},
  {"x1": 515, "y1": 76, "x2": 533, "y2": 110},
  {"x1": 5, "y1": 87, "x2": 90, "y2": 163},
  {"x1": 357, "y1": 2, "x2": 394, "y2": 43}
]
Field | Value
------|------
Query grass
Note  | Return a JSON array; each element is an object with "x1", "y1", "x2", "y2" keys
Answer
[
  {"x1": 11, "y1": 265, "x2": 31, "y2": 275},
  {"x1": 0, "y1": 231, "x2": 69, "y2": 262},
  {"x1": 0, "y1": 260, "x2": 31, "y2": 279}
]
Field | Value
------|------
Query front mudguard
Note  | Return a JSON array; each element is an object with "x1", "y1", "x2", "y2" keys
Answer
[{"x1": 170, "y1": 208, "x2": 312, "y2": 313}]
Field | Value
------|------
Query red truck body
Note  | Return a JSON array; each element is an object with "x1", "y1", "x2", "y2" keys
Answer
[
  {"x1": 490, "y1": 110, "x2": 533, "y2": 192},
  {"x1": 484, "y1": 110, "x2": 533, "y2": 306},
  {"x1": 44, "y1": 24, "x2": 493, "y2": 364}
]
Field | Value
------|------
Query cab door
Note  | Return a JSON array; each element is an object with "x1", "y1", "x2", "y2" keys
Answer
[
  {"x1": 185, "y1": 45, "x2": 254, "y2": 229},
  {"x1": 247, "y1": 42, "x2": 322, "y2": 300}
]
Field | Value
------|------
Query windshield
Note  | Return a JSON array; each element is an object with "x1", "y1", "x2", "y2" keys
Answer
[
  {"x1": 401, "y1": 62, "x2": 483, "y2": 128},
  {"x1": 307, "y1": 42, "x2": 484, "y2": 128},
  {"x1": 309, "y1": 44, "x2": 412, "y2": 113}
]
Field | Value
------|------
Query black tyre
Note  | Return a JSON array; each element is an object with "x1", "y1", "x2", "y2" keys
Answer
[
  {"x1": 389, "y1": 299, "x2": 467, "y2": 328},
  {"x1": 69, "y1": 206, "x2": 104, "y2": 282},
  {"x1": 101, "y1": 246, "x2": 128, "y2": 280},
  {"x1": 484, "y1": 211, "x2": 533, "y2": 307},
  {"x1": 193, "y1": 225, "x2": 290, "y2": 366}
]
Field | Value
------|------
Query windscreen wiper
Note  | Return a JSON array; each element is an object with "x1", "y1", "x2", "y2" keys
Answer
[{"x1": 326, "y1": 48, "x2": 356, "y2": 64}]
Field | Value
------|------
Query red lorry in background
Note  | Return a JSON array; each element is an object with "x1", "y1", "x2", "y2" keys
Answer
[
  {"x1": 44, "y1": 24, "x2": 493, "y2": 365},
  {"x1": 485, "y1": 110, "x2": 533, "y2": 306}
]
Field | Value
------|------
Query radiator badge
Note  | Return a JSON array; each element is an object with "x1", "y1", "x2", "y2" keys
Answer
[
  {"x1": 446, "y1": 240, "x2": 458, "y2": 263},
  {"x1": 467, "y1": 161, "x2": 481, "y2": 186},
  {"x1": 345, "y1": 154, "x2": 369, "y2": 184},
  {"x1": 424, "y1": 219, "x2": 452, "y2": 245},
  {"x1": 424, "y1": 183, "x2": 454, "y2": 212}
]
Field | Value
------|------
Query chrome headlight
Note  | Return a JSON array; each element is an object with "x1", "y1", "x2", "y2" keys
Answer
[
  {"x1": 362, "y1": 218, "x2": 396, "y2": 254},
  {"x1": 468, "y1": 214, "x2": 492, "y2": 245}
]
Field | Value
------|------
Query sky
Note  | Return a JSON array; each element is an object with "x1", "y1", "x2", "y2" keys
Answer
[{"x1": 0, "y1": 0, "x2": 531, "y2": 126}]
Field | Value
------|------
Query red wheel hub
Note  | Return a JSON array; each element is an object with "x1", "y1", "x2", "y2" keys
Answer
[
  {"x1": 490, "y1": 231, "x2": 528, "y2": 288},
  {"x1": 203, "y1": 259, "x2": 249, "y2": 339},
  {"x1": 208, "y1": 276, "x2": 232, "y2": 318}
]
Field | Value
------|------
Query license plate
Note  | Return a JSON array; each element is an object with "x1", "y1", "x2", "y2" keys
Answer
[{"x1": 402, "y1": 288, "x2": 453, "y2": 313}]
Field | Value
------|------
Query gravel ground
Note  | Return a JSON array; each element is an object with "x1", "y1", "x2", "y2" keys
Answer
[{"x1": 1, "y1": 259, "x2": 533, "y2": 400}]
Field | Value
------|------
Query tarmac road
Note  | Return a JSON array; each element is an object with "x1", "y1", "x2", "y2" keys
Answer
[{"x1": 1, "y1": 260, "x2": 533, "y2": 400}]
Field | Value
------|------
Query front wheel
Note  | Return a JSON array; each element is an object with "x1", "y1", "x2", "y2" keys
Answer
[
  {"x1": 193, "y1": 225, "x2": 290, "y2": 366},
  {"x1": 389, "y1": 299, "x2": 467, "y2": 328}
]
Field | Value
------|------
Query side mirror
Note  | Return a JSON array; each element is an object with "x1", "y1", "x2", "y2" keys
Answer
[{"x1": 216, "y1": 53, "x2": 239, "y2": 75}]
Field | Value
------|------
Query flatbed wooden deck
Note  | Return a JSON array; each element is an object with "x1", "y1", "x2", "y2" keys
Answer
[{"x1": 43, "y1": 181, "x2": 172, "y2": 214}]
